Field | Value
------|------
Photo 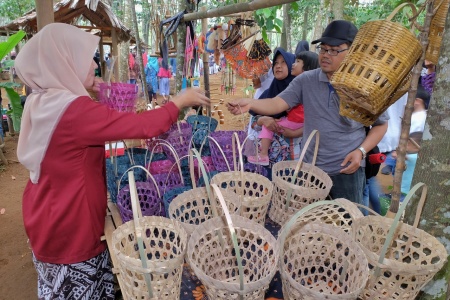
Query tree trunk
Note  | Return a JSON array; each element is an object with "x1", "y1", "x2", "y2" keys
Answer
[
  {"x1": 35, "y1": 0, "x2": 54, "y2": 31},
  {"x1": 280, "y1": 3, "x2": 291, "y2": 52},
  {"x1": 311, "y1": 0, "x2": 325, "y2": 48},
  {"x1": 406, "y1": 6, "x2": 450, "y2": 300},
  {"x1": 302, "y1": 6, "x2": 309, "y2": 41},
  {"x1": 119, "y1": 0, "x2": 131, "y2": 83},
  {"x1": 331, "y1": 0, "x2": 344, "y2": 20}
]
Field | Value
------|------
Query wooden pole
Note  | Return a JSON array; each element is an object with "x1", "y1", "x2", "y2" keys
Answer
[
  {"x1": 35, "y1": 0, "x2": 54, "y2": 31},
  {"x1": 111, "y1": 29, "x2": 119, "y2": 81},
  {"x1": 386, "y1": 2, "x2": 434, "y2": 217},
  {"x1": 183, "y1": 0, "x2": 299, "y2": 21},
  {"x1": 201, "y1": 7, "x2": 211, "y2": 108}
]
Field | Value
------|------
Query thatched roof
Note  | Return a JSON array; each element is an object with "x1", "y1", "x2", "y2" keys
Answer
[{"x1": 0, "y1": 0, "x2": 133, "y2": 43}]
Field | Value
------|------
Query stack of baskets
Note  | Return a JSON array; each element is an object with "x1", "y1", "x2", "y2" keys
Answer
[
  {"x1": 330, "y1": 3, "x2": 422, "y2": 126},
  {"x1": 269, "y1": 130, "x2": 332, "y2": 226}
]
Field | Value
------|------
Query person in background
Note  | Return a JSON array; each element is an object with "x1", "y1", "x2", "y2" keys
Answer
[
  {"x1": 128, "y1": 51, "x2": 139, "y2": 84},
  {"x1": 14, "y1": 23, "x2": 209, "y2": 300},
  {"x1": 105, "y1": 53, "x2": 112, "y2": 71},
  {"x1": 145, "y1": 56, "x2": 159, "y2": 103},
  {"x1": 228, "y1": 20, "x2": 388, "y2": 205},
  {"x1": 421, "y1": 60, "x2": 436, "y2": 95},
  {"x1": 392, "y1": 131, "x2": 423, "y2": 196},
  {"x1": 248, "y1": 50, "x2": 319, "y2": 165},
  {"x1": 295, "y1": 40, "x2": 309, "y2": 55},
  {"x1": 157, "y1": 58, "x2": 172, "y2": 104}
]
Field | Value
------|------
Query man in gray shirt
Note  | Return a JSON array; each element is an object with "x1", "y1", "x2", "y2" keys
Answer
[{"x1": 227, "y1": 20, "x2": 388, "y2": 205}]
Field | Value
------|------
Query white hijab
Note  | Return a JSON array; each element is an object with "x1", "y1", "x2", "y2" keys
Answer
[{"x1": 15, "y1": 23, "x2": 99, "y2": 183}]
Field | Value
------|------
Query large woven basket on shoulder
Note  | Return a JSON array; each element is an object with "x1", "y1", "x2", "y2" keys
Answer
[
  {"x1": 279, "y1": 201, "x2": 369, "y2": 300},
  {"x1": 111, "y1": 171, "x2": 188, "y2": 300},
  {"x1": 353, "y1": 183, "x2": 448, "y2": 299},
  {"x1": 331, "y1": 3, "x2": 422, "y2": 117},
  {"x1": 425, "y1": 0, "x2": 450, "y2": 64},
  {"x1": 270, "y1": 130, "x2": 332, "y2": 226},
  {"x1": 187, "y1": 184, "x2": 279, "y2": 300}
]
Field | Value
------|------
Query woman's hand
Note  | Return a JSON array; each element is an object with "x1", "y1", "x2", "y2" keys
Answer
[
  {"x1": 227, "y1": 99, "x2": 252, "y2": 115},
  {"x1": 171, "y1": 88, "x2": 210, "y2": 110}
]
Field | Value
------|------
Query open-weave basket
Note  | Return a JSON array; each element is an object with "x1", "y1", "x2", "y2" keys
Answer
[
  {"x1": 187, "y1": 184, "x2": 279, "y2": 300},
  {"x1": 270, "y1": 130, "x2": 332, "y2": 226},
  {"x1": 186, "y1": 115, "x2": 218, "y2": 148},
  {"x1": 278, "y1": 198, "x2": 364, "y2": 236},
  {"x1": 280, "y1": 222, "x2": 369, "y2": 299},
  {"x1": 339, "y1": 71, "x2": 412, "y2": 126},
  {"x1": 111, "y1": 171, "x2": 188, "y2": 300},
  {"x1": 209, "y1": 130, "x2": 247, "y2": 172},
  {"x1": 168, "y1": 186, "x2": 241, "y2": 236},
  {"x1": 164, "y1": 122, "x2": 193, "y2": 163},
  {"x1": 352, "y1": 183, "x2": 448, "y2": 299},
  {"x1": 330, "y1": 3, "x2": 422, "y2": 116},
  {"x1": 98, "y1": 82, "x2": 138, "y2": 112},
  {"x1": 211, "y1": 132, "x2": 273, "y2": 225},
  {"x1": 425, "y1": 0, "x2": 450, "y2": 64}
]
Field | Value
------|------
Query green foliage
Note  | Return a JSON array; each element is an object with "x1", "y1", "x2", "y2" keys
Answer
[
  {"x1": 0, "y1": 30, "x2": 25, "y2": 66},
  {"x1": 4, "y1": 87, "x2": 22, "y2": 132},
  {"x1": 0, "y1": 82, "x2": 20, "y2": 89},
  {"x1": 0, "y1": 0, "x2": 35, "y2": 23}
]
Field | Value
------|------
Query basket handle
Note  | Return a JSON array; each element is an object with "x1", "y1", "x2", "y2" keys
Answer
[
  {"x1": 188, "y1": 148, "x2": 214, "y2": 190},
  {"x1": 147, "y1": 139, "x2": 185, "y2": 188},
  {"x1": 210, "y1": 184, "x2": 245, "y2": 300},
  {"x1": 117, "y1": 165, "x2": 162, "y2": 200},
  {"x1": 371, "y1": 182, "x2": 427, "y2": 281},
  {"x1": 386, "y1": 2, "x2": 419, "y2": 33},
  {"x1": 208, "y1": 135, "x2": 233, "y2": 172},
  {"x1": 284, "y1": 130, "x2": 320, "y2": 210},
  {"x1": 127, "y1": 171, "x2": 154, "y2": 298}
]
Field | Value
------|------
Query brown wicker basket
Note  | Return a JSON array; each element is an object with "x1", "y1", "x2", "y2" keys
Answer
[
  {"x1": 353, "y1": 183, "x2": 448, "y2": 299},
  {"x1": 187, "y1": 184, "x2": 279, "y2": 300},
  {"x1": 425, "y1": 0, "x2": 450, "y2": 64},
  {"x1": 111, "y1": 171, "x2": 188, "y2": 299},
  {"x1": 269, "y1": 130, "x2": 332, "y2": 226},
  {"x1": 339, "y1": 71, "x2": 412, "y2": 126},
  {"x1": 331, "y1": 3, "x2": 422, "y2": 117},
  {"x1": 278, "y1": 200, "x2": 369, "y2": 300}
]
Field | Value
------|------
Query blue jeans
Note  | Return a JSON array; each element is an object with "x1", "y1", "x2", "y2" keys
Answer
[
  {"x1": 363, "y1": 176, "x2": 382, "y2": 215},
  {"x1": 329, "y1": 167, "x2": 366, "y2": 206}
]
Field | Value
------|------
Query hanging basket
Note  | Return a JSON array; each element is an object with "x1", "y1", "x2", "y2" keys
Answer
[
  {"x1": 330, "y1": 3, "x2": 422, "y2": 116},
  {"x1": 353, "y1": 183, "x2": 448, "y2": 299},
  {"x1": 339, "y1": 71, "x2": 412, "y2": 126},
  {"x1": 111, "y1": 171, "x2": 188, "y2": 300},
  {"x1": 98, "y1": 82, "x2": 138, "y2": 112},
  {"x1": 187, "y1": 184, "x2": 279, "y2": 300},
  {"x1": 269, "y1": 130, "x2": 332, "y2": 226},
  {"x1": 425, "y1": 0, "x2": 450, "y2": 64}
]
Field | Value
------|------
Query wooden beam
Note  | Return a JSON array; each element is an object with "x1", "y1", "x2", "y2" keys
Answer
[
  {"x1": 77, "y1": 25, "x2": 113, "y2": 31},
  {"x1": 183, "y1": 0, "x2": 299, "y2": 21}
]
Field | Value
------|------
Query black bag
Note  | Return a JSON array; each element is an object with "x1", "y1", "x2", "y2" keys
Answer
[{"x1": 365, "y1": 146, "x2": 381, "y2": 179}]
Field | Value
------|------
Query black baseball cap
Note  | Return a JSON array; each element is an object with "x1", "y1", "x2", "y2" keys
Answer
[{"x1": 312, "y1": 20, "x2": 358, "y2": 46}]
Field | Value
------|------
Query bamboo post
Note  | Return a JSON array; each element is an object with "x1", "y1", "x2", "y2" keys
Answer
[
  {"x1": 111, "y1": 29, "x2": 119, "y2": 81},
  {"x1": 201, "y1": 6, "x2": 211, "y2": 116},
  {"x1": 386, "y1": 1, "x2": 434, "y2": 217}
]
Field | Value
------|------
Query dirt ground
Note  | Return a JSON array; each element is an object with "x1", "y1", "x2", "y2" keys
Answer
[{"x1": 0, "y1": 73, "x2": 392, "y2": 299}]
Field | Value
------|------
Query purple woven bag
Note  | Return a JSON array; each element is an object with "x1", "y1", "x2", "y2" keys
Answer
[
  {"x1": 98, "y1": 83, "x2": 138, "y2": 112},
  {"x1": 209, "y1": 130, "x2": 247, "y2": 172},
  {"x1": 164, "y1": 122, "x2": 193, "y2": 163},
  {"x1": 116, "y1": 181, "x2": 163, "y2": 223}
]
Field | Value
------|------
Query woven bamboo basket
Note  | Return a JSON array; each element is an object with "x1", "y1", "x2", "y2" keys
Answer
[
  {"x1": 278, "y1": 198, "x2": 364, "y2": 236},
  {"x1": 339, "y1": 71, "x2": 412, "y2": 126},
  {"x1": 269, "y1": 130, "x2": 332, "y2": 226},
  {"x1": 210, "y1": 132, "x2": 273, "y2": 224},
  {"x1": 168, "y1": 149, "x2": 241, "y2": 236},
  {"x1": 353, "y1": 183, "x2": 448, "y2": 299},
  {"x1": 111, "y1": 171, "x2": 188, "y2": 299},
  {"x1": 278, "y1": 201, "x2": 369, "y2": 300},
  {"x1": 187, "y1": 184, "x2": 279, "y2": 300},
  {"x1": 425, "y1": 0, "x2": 450, "y2": 64},
  {"x1": 331, "y1": 3, "x2": 422, "y2": 116}
]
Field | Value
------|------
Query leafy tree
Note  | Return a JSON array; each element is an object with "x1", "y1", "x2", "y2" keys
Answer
[{"x1": 0, "y1": 0, "x2": 35, "y2": 24}]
